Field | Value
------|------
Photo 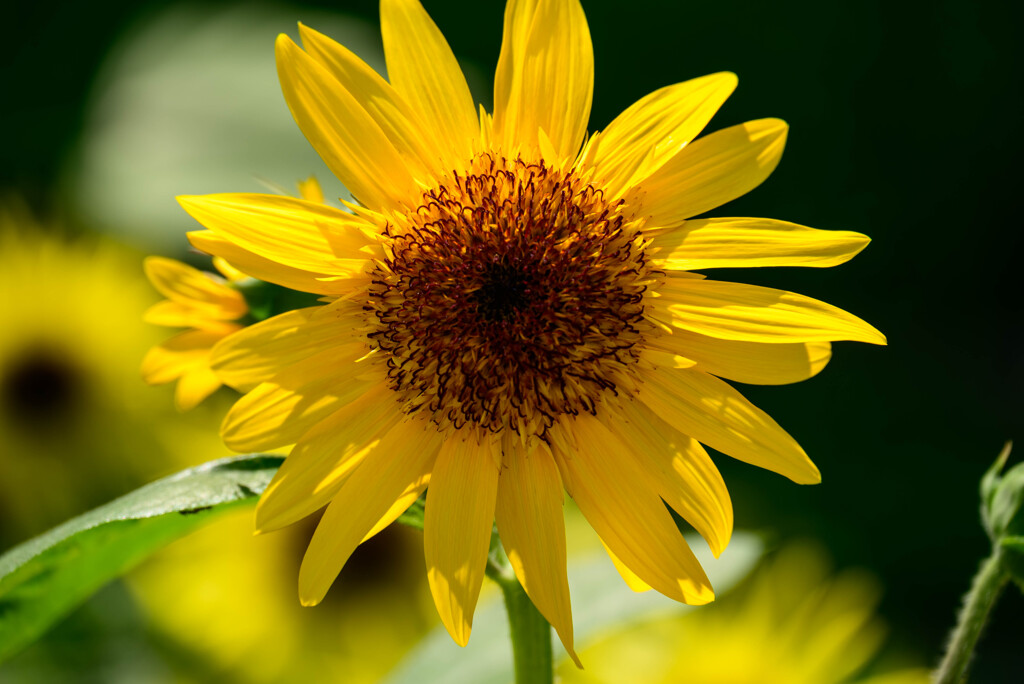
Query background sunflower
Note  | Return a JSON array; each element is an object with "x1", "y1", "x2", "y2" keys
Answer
[{"x1": 0, "y1": 211, "x2": 184, "y2": 536}]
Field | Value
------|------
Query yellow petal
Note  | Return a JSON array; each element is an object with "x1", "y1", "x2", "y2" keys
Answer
[
  {"x1": 296, "y1": 176, "x2": 325, "y2": 204},
  {"x1": 478, "y1": 104, "x2": 493, "y2": 150},
  {"x1": 142, "y1": 300, "x2": 241, "y2": 331},
  {"x1": 379, "y1": 0, "x2": 478, "y2": 164},
  {"x1": 255, "y1": 384, "x2": 402, "y2": 532},
  {"x1": 588, "y1": 72, "x2": 737, "y2": 193},
  {"x1": 298, "y1": 418, "x2": 442, "y2": 605},
  {"x1": 653, "y1": 275, "x2": 887, "y2": 345},
  {"x1": 601, "y1": 541, "x2": 652, "y2": 592},
  {"x1": 276, "y1": 34, "x2": 416, "y2": 211},
  {"x1": 648, "y1": 329, "x2": 832, "y2": 385},
  {"x1": 605, "y1": 398, "x2": 733, "y2": 557},
  {"x1": 298, "y1": 23, "x2": 445, "y2": 179},
  {"x1": 493, "y1": 0, "x2": 593, "y2": 160},
  {"x1": 495, "y1": 439, "x2": 578, "y2": 664},
  {"x1": 638, "y1": 366, "x2": 821, "y2": 484},
  {"x1": 143, "y1": 256, "x2": 247, "y2": 319},
  {"x1": 221, "y1": 344, "x2": 377, "y2": 451},
  {"x1": 652, "y1": 217, "x2": 871, "y2": 269},
  {"x1": 424, "y1": 434, "x2": 501, "y2": 647},
  {"x1": 554, "y1": 416, "x2": 714, "y2": 605},
  {"x1": 188, "y1": 231, "x2": 354, "y2": 296},
  {"x1": 174, "y1": 366, "x2": 224, "y2": 411},
  {"x1": 210, "y1": 302, "x2": 356, "y2": 392},
  {"x1": 212, "y1": 256, "x2": 247, "y2": 283},
  {"x1": 178, "y1": 193, "x2": 374, "y2": 276},
  {"x1": 141, "y1": 329, "x2": 228, "y2": 385},
  {"x1": 635, "y1": 118, "x2": 788, "y2": 223},
  {"x1": 641, "y1": 349, "x2": 697, "y2": 370},
  {"x1": 361, "y1": 475, "x2": 431, "y2": 543}
]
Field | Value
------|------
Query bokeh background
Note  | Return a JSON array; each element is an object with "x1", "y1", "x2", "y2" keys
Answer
[{"x1": 2, "y1": 0, "x2": 1021, "y2": 681}]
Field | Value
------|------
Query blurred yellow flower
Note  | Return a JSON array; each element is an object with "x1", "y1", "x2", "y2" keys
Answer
[
  {"x1": 0, "y1": 207, "x2": 192, "y2": 538},
  {"x1": 177, "y1": 0, "x2": 884, "y2": 656},
  {"x1": 141, "y1": 256, "x2": 248, "y2": 410},
  {"x1": 558, "y1": 545, "x2": 931, "y2": 684}
]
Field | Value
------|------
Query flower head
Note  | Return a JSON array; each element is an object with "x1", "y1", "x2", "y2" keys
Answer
[{"x1": 177, "y1": 0, "x2": 885, "y2": 656}]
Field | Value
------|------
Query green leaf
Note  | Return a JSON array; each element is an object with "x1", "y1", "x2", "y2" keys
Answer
[
  {"x1": 383, "y1": 532, "x2": 763, "y2": 684},
  {"x1": 981, "y1": 441, "x2": 1014, "y2": 540},
  {"x1": 0, "y1": 454, "x2": 282, "y2": 663}
]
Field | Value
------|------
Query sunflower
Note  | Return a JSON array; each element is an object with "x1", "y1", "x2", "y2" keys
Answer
[
  {"x1": 143, "y1": 178, "x2": 328, "y2": 410},
  {"x1": 0, "y1": 207, "x2": 199, "y2": 539},
  {"x1": 557, "y1": 544, "x2": 930, "y2": 684},
  {"x1": 176, "y1": 0, "x2": 885, "y2": 657}
]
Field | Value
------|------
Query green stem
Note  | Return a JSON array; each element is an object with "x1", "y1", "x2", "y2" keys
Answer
[
  {"x1": 486, "y1": 549, "x2": 553, "y2": 684},
  {"x1": 935, "y1": 548, "x2": 1010, "y2": 684}
]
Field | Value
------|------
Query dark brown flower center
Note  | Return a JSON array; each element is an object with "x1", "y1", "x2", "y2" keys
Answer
[
  {"x1": 366, "y1": 154, "x2": 652, "y2": 436},
  {"x1": 472, "y1": 262, "x2": 532, "y2": 323}
]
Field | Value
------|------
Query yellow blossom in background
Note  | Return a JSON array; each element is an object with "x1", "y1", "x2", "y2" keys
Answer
[
  {"x1": 558, "y1": 545, "x2": 931, "y2": 684},
  {"x1": 0, "y1": 207, "x2": 195, "y2": 538},
  {"x1": 175, "y1": 0, "x2": 885, "y2": 658},
  {"x1": 141, "y1": 256, "x2": 248, "y2": 411}
]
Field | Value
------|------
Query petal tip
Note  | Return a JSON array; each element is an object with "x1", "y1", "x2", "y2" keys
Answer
[
  {"x1": 298, "y1": 563, "x2": 332, "y2": 607},
  {"x1": 436, "y1": 610, "x2": 472, "y2": 647},
  {"x1": 800, "y1": 464, "x2": 823, "y2": 485},
  {"x1": 715, "y1": 70, "x2": 739, "y2": 89},
  {"x1": 684, "y1": 584, "x2": 715, "y2": 606},
  {"x1": 275, "y1": 32, "x2": 299, "y2": 57},
  {"x1": 709, "y1": 527, "x2": 733, "y2": 558},
  {"x1": 185, "y1": 230, "x2": 210, "y2": 250},
  {"x1": 857, "y1": 323, "x2": 888, "y2": 346}
]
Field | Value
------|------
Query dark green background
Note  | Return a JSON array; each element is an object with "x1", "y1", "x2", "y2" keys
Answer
[{"x1": 3, "y1": 0, "x2": 1022, "y2": 678}]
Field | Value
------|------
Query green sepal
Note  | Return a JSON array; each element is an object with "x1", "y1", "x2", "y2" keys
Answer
[{"x1": 980, "y1": 441, "x2": 1017, "y2": 542}]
